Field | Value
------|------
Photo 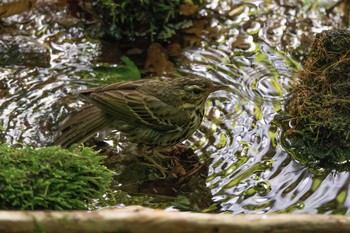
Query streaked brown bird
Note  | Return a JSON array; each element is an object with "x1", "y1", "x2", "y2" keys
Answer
[{"x1": 55, "y1": 76, "x2": 226, "y2": 148}]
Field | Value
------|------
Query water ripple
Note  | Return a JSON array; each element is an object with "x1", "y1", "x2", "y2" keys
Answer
[{"x1": 1, "y1": 0, "x2": 350, "y2": 214}]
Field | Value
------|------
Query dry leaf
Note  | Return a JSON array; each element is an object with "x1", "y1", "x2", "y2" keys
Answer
[
  {"x1": 167, "y1": 43, "x2": 182, "y2": 57},
  {"x1": 144, "y1": 43, "x2": 174, "y2": 75},
  {"x1": 179, "y1": 3, "x2": 197, "y2": 16},
  {"x1": 0, "y1": 0, "x2": 35, "y2": 18}
]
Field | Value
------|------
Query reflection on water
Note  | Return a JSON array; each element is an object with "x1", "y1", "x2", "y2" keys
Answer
[
  {"x1": 181, "y1": 1, "x2": 350, "y2": 214},
  {"x1": 1, "y1": 1, "x2": 350, "y2": 214},
  {"x1": 185, "y1": 43, "x2": 350, "y2": 213}
]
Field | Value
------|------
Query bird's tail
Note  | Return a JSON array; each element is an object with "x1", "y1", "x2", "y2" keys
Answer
[{"x1": 54, "y1": 106, "x2": 111, "y2": 148}]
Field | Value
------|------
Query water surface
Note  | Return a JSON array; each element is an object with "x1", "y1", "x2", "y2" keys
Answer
[{"x1": 0, "y1": 1, "x2": 349, "y2": 214}]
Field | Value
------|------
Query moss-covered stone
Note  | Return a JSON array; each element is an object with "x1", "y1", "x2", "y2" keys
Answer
[
  {"x1": 286, "y1": 29, "x2": 350, "y2": 171},
  {"x1": 92, "y1": 0, "x2": 204, "y2": 41},
  {"x1": 0, "y1": 144, "x2": 113, "y2": 210}
]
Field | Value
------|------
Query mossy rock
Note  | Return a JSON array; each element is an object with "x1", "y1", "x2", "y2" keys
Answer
[
  {"x1": 286, "y1": 28, "x2": 350, "y2": 171},
  {"x1": 92, "y1": 0, "x2": 204, "y2": 41},
  {"x1": 0, "y1": 144, "x2": 113, "y2": 210}
]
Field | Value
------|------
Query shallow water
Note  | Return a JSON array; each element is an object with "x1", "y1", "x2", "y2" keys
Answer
[{"x1": 1, "y1": 1, "x2": 350, "y2": 214}]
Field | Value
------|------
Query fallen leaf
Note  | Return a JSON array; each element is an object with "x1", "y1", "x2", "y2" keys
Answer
[{"x1": 145, "y1": 43, "x2": 174, "y2": 75}]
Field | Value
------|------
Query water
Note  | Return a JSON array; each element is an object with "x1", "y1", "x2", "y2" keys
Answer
[{"x1": 1, "y1": 1, "x2": 350, "y2": 214}]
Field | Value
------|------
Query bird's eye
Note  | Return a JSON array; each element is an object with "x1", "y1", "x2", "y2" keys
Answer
[
  {"x1": 185, "y1": 85, "x2": 203, "y2": 95},
  {"x1": 192, "y1": 87, "x2": 202, "y2": 95}
]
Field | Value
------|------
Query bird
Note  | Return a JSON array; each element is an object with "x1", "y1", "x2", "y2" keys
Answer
[{"x1": 54, "y1": 76, "x2": 226, "y2": 149}]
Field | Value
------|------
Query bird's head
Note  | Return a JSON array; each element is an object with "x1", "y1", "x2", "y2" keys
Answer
[{"x1": 170, "y1": 77, "x2": 227, "y2": 109}]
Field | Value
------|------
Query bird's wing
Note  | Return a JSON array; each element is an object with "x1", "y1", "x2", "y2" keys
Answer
[
  {"x1": 79, "y1": 79, "x2": 150, "y2": 94},
  {"x1": 83, "y1": 89, "x2": 187, "y2": 132}
]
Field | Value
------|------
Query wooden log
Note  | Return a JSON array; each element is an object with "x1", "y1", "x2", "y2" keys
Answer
[{"x1": 0, "y1": 206, "x2": 349, "y2": 233}]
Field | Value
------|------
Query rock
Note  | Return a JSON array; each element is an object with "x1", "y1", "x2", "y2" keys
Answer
[{"x1": 0, "y1": 34, "x2": 50, "y2": 67}]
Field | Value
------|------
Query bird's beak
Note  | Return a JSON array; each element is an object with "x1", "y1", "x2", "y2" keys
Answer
[{"x1": 209, "y1": 83, "x2": 229, "y2": 93}]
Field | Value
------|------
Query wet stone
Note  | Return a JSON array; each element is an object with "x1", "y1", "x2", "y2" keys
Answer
[{"x1": 0, "y1": 34, "x2": 50, "y2": 67}]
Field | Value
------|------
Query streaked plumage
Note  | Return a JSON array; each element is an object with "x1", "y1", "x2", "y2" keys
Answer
[{"x1": 55, "y1": 77, "x2": 225, "y2": 148}]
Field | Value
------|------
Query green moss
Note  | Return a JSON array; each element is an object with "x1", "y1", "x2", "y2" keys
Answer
[
  {"x1": 286, "y1": 29, "x2": 350, "y2": 171},
  {"x1": 0, "y1": 144, "x2": 113, "y2": 210},
  {"x1": 93, "y1": 0, "x2": 204, "y2": 41}
]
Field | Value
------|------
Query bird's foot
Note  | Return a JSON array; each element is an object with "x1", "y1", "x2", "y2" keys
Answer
[{"x1": 140, "y1": 154, "x2": 169, "y2": 179}]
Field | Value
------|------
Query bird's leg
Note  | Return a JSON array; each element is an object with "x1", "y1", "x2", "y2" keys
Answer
[{"x1": 136, "y1": 146, "x2": 169, "y2": 179}]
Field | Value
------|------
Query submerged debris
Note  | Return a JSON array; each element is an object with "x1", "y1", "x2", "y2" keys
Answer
[
  {"x1": 286, "y1": 28, "x2": 350, "y2": 170},
  {"x1": 102, "y1": 143, "x2": 215, "y2": 211}
]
